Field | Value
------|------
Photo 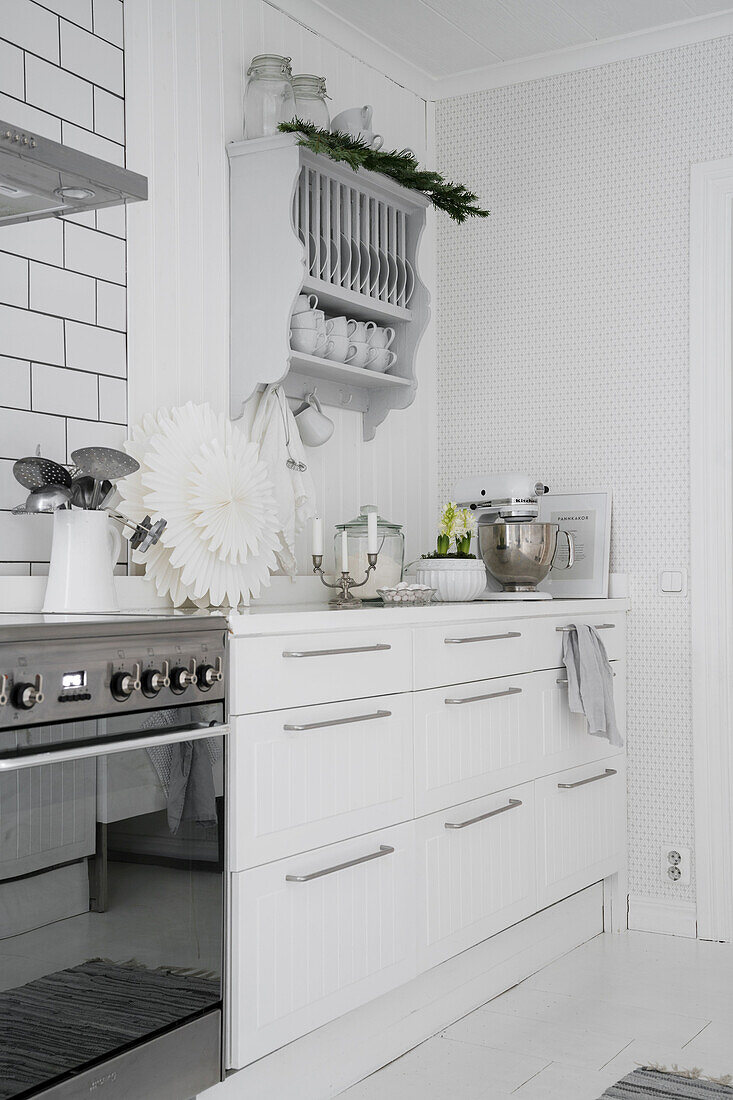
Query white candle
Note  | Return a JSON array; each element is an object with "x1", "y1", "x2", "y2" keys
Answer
[
  {"x1": 341, "y1": 529, "x2": 349, "y2": 572},
  {"x1": 312, "y1": 515, "x2": 323, "y2": 557},
  {"x1": 367, "y1": 510, "x2": 378, "y2": 554}
]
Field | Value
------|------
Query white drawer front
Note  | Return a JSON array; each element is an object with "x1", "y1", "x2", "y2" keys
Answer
[
  {"x1": 229, "y1": 822, "x2": 416, "y2": 1068},
  {"x1": 415, "y1": 785, "x2": 536, "y2": 971},
  {"x1": 535, "y1": 756, "x2": 626, "y2": 908},
  {"x1": 414, "y1": 676, "x2": 541, "y2": 816},
  {"x1": 229, "y1": 696, "x2": 414, "y2": 869},
  {"x1": 230, "y1": 627, "x2": 412, "y2": 713},
  {"x1": 541, "y1": 661, "x2": 626, "y2": 773},
  {"x1": 413, "y1": 613, "x2": 626, "y2": 691}
]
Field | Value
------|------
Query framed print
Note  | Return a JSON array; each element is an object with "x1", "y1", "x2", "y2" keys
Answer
[{"x1": 537, "y1": 490, "x2": 612, "y2": 598}]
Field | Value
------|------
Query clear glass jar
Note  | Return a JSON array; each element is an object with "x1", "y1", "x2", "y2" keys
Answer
[
  {"x1": 243, "y1": 54, "x2": 296, "y2": 140},
  {"x1": 335, "y1": 505, "x2": 404, "y2": 600},
  {"x1": 292, "y1": 74, "x2": 330, "y2": 130}
]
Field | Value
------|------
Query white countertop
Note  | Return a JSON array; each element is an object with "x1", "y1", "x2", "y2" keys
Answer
[{"x1": 228, "y1": 597, "x2": 630, "y2": 637}]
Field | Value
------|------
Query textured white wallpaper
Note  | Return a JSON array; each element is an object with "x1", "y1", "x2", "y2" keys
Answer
[{"x1": 435, "y1": 36, "x2": 733, "y2": 905}]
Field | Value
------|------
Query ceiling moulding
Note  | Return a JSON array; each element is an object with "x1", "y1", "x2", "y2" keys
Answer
[{"x1": 435, "y1": 10, "x2": 733, "y2": 99}]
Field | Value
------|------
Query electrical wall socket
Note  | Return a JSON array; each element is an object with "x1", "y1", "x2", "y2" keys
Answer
[{"x1": 661, "y1": 845, "x2": 691, "y2": 885}]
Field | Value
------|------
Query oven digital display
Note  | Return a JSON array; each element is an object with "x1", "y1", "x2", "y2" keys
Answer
[{"x1": 61, "y1": 670, "x2": 87, "y2": 690}]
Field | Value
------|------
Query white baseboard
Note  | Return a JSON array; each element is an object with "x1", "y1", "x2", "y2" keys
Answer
[
  {"x1": 628, "y1": 895, "x2": 698, "y2": 938},
  {"x1": 207, "y1": 884, "x2": 604, "y2": 1100}
]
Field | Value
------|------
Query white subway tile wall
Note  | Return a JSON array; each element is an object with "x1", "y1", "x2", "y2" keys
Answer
[{"x1": 0, "y1": 0, "x2": 127, "y2": 574}]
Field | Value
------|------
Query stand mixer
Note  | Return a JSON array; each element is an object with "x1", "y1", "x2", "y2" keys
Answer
[{"x1": 453, "y1": 474, "x2": 575, "y2": 600}]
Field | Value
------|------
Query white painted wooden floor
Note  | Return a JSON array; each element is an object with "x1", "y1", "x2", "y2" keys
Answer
[{"x1": 339, "y1": 930, "x2": 733, "y2": 1099}]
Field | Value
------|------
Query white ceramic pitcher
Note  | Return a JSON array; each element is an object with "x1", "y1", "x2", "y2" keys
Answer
[{"x1": 43, "y1": 510, "x2": 122, "y2": 613}]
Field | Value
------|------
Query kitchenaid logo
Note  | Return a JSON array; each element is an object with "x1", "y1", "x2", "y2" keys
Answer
[{"x1": 89, "y1": 1071, "x2": 117, "y2": 1091}]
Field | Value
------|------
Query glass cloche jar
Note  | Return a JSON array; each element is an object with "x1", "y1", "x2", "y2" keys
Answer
[
  {"x1": 243, "y1": 54, "x2": 296, "y2": 140},
  {"x1": 335, "y1": 505, "x2": 405, "y2": 600},
  {"x1": 291, "y1": 74, "x2": 330, "y2": 129}
]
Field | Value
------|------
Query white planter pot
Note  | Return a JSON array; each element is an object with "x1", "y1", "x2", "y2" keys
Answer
[{"x1": 414, "y1": 558, "x2": 487, "y2": 603}]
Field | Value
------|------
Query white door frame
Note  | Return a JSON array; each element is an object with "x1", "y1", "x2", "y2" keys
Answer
[{"x1": 690, "y1": 157, "x2": 733, "y2": 942}]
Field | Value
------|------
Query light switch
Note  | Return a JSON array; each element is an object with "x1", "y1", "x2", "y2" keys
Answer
[{"x1": 659, "y1": 569, "x2": 687, "y2": 595}]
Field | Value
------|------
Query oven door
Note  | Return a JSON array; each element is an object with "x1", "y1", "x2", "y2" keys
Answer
[{"x1": 0, "y1": 703, "x2": 228, "y2": 1100}]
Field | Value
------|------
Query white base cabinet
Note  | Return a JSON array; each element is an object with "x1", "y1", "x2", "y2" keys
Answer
[{"x1": 227, "y1": 601, "x2": 629, "y2": 1073}]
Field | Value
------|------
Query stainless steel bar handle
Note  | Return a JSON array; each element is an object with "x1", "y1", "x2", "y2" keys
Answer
[
  {"x1": 0, "y1": 722, "x2": 231, "y2": 772},
  {"x1": 283, "y1": 643, "x2": 391, "y2": 658},
  {"x1": 557, "y1": 768, "x2": 617, "y2": 789},
  {"x1": 284, "y1": 709, "x2": 392, "y2": 732},
  {"x1": 286, "y1": 844, "x2": 395, "y2": 882},
  {"x1": 445, "y1": 798, "x2": 522, "y2": 830},
  {"x1": 556, "y1": 623, "x2": 615, "y2": 632},
  {"x1": 445, "y1": 687, "x2": 522, "y2": 706},
  {"x1": 444, "y1": 632, "x2": 522, "y2": 645}
]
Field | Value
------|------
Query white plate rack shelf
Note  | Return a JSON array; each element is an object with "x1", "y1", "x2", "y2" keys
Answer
[{"x1": 227, "y1": 134, "x2": 430, "y2": 440}]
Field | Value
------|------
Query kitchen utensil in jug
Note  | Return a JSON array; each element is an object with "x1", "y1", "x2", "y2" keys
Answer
[
  {"x1": 43, "y1": 509, "x2": 122, "y2": 613},
  {"x1": 71, "y1": 447, "x2": 140, "y2": 508},
  {"x1": 12, "y1": 484, "x2": 72, "y2": 514},
  {"x1": 70, "y1": 475, "x2": 113, "y2": 509},
  {"x1": 13, "y1": 455, "x2": 71, "y2": 491},
  {"x1": 294, "y1": 391, "x2": 334, "y2": 447},
  {"x1": 478, "y1": 522, "x2": 575, "y2": 600}
]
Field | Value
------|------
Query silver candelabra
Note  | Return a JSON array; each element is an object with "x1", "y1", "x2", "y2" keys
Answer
[{"x1": 312, "y1": 552, "x2": 379, "y2": 609}]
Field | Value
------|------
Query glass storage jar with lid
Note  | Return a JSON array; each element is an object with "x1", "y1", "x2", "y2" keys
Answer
[
  {"x1": 291, "y1": 74, "x2": 330, "y2": 130},
  {"x1": 335, "y1": 505, "x2": 404, "y2": 600},
  {"x1": 243, "y1": 54, "x2": 296, "y2": 139}
]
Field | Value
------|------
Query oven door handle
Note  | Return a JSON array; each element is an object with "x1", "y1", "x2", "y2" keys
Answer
[{"x1": 0, "y1": 722, "x2": 231, "y2": 772}]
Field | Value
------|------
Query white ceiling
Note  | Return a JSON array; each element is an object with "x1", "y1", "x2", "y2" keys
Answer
[{"x1": 275, "y1": 0, "x2": 733, "y2": 96}]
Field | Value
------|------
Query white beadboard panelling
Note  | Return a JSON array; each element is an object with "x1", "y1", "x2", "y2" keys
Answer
[
  {"x1": 0, "y1": 406, "x2": 66, "y2": 461},
  {"x1": 60, "y1": 18, "x2": 124, "y2": 94},
  {"x1": 96, "y1": 279, "x2": 126, "y2": 329},
  {"x1": 25, "y1": 54, "x2": 94, "y2": 129},
  {"x1": 92, "y1": 0, "x2": 123, "y2": 46},
  {"x1": 0, "y1": 357, "x2": 31, "y2": 411},
  {"x1": 0, "y1": 252, "x2": 29, "y2": 308},
  {"x1": 0, "y1": 512, "x2": 54, "y2": 562},
  {"x1": 65, "y1": 320, "x2": 126, "y2": 376},
  {"x1": 65, "y1": 417, "x2": 124, "y2": 457},
  {"x1": 0, "y1": 219, "x2": 64, "y2": 266},
  {"x1": 98, "y1": 374, "x2": 126, "y2": 422},
  {"x1": 61, "y1": 121, "x2": 125, "y2": 165},
  {"x1": 45, "y1": 0, "x2": 93, "y2": 30},
  {"x1": 93, "y1": 86, "x2": 125, "y2": 143},
  {"x1": 0, "y1": 304, "x2": 64, "y2": 364},
  {"x1": 2, "y1": 0, "x2": 60, "y2": 62},
  {"x1": 64, "y1": 221, "x2": 126, "y2": 283},
  {"x1": 0, "y1": 93, "x2": 62, "y2": 141},
  {"x1": 30, "y1": 262, "x2": 95, "y2": 322},
  {"x1": 0, "y1": 39, "x2": 24, "y2": 99},
  {"x1": 32, "y1": 362, "x2": 99, "y2": 420}
]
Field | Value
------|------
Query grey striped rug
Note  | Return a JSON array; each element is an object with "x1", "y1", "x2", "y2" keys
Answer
[
  {"x1": 602, "y1": 1069, "x2": 733, "y2": 1097},
  {"x1": 0, "y1": 957, "x2": 219, "y2": 1099}
]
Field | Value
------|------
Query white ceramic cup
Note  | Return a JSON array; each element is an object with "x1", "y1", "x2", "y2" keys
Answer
[
  {"x1": 367, "y1": 348, "x2": 397, "y2": 373},
  {"x1": 295, "y1": 392, "x2": 334, "y2": 447},
  {"x1": 349, "y1": 320, "x2": 377, "y2": 343},
  {"x1": 293, "y1": 293, "x2": 318, "y2": 314},
  {"x1": 348, "y1": 340, "x2": 379, "y2": 369},
  {"x1": 331, "y1": 105, "x2": 373, "y2": 136},
  {"x1": 291, "y1": 309, "x2": 323, "y2": 330},
  {"x1": 325, "y1": 334, "x2": 354, "y2": 363},
  {"x1": 370, "y1": 326, "x2": 395, "y2": 348},
  {"x1": 329, "y1": 315, "x2": 356, "y2": 338},
  {"x1": 290, "y1": 328, "x2": 328, "y2": 356}
]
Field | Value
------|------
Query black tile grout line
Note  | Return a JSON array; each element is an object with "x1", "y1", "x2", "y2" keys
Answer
[
  {"x1": 0, "y1": 32, "x2": 124, "y2": 105},
  {"x1": 26, "y1": 0, "x2": 118, "y2": 47},
  {"x1": 0, "y1": 296, "x2": 127, "y2": 333},
  {"x1": 0, "y1": 404, "x2": 126, "y2": 431},
  {"x1": 60, "y1": 117, "x2": 125, "y2": 158},
  {"x1": 0, "y1": 353, "x2": 127, "y2": 380},
  {"x1": 0, "y1": 80, "x2": 125, "y2": 130},
  {"x1": 59, "y1": 216, "x2": 127, "y2": 247}
]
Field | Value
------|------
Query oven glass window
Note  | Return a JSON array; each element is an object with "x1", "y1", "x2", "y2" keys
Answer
[{"x1": 0, "y1": 702, "x2": 224, "y2": 1098}]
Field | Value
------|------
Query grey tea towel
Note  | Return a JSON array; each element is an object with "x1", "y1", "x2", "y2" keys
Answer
[
  {"x1": 562, "y1": 623, "x2": 623, "y2": 747},
  {"x1": 167, "y1": 739, "x2": 218, "y2": 834}
]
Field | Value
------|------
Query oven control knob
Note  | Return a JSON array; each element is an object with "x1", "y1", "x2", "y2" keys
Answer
[
  {"x1": 12, "y1": 674, "x2": 44, "y2": 710},
  {"x1": 111, "y1": 664, "x2": 141, "y2": 701},
  {"x1": 141, "y1": 662, "x2": 170, "y2": 697},
  {"x1": 196, "y1": 657, "x2": 223, "y2": 691},
  {"x1": 170, "y1": 659, "x2": 198, "y2": 694}
]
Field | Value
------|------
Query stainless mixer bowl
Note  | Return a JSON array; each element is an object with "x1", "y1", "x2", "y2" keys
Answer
[{"x1": 479, "y1": 522, "x2": 562, "y2": 592}]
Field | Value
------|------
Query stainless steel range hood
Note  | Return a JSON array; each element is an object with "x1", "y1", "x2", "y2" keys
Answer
[{"x1": 0, "y1": 120, "x2": 147, "y2": 226}]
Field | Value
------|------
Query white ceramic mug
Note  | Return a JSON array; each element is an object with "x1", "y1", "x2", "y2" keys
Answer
[
  {"x1": 366, "y1": 348, "x2": 397, "y2": 373},
  {"x1": 331, "y1": 105, "x2": 373, "y2": 136},
  {"x1": 349, "y1": 320, "x2": 376, "y2": 342},
  {"x1": 329, "y1": 315, "x2": 355, "y2": 338},
  {"x1": 325, "y1": 334, "x2": 354, "y2": 362},
  {"x1": 295, "y1": 392, "x2": 334, "y2": 447},
  {"x1": 370, "y1": 326, "x2": 395, "y2": 348},
  {"x1": 293, "y1": 293, "x2": 318, "y2": 314},
  {"x1": 348, "y1": 340, "x2": 379, "y2": 369},
  {"x1": 43, "y1": 509, "x2": 122, "y2": 613},
  {"x1": 290, "y1": 328, "x2": 328, "y2": 356},
  {"x1": 291, "y1": 309, "x2": 322, "y2": 330}
]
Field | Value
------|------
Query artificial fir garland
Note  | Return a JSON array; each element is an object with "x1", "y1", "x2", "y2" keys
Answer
[{"x1": 278, "y1": 120, "x2": 489, "y2": 223}]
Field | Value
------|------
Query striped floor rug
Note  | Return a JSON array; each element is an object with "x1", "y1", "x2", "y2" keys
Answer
[
  {"x1": 602, "y1": 1069, "x2": 733, "y2": 1097},
  {"x1": 0, "y1": 957, "x2": 219, "y2": 1099}
]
